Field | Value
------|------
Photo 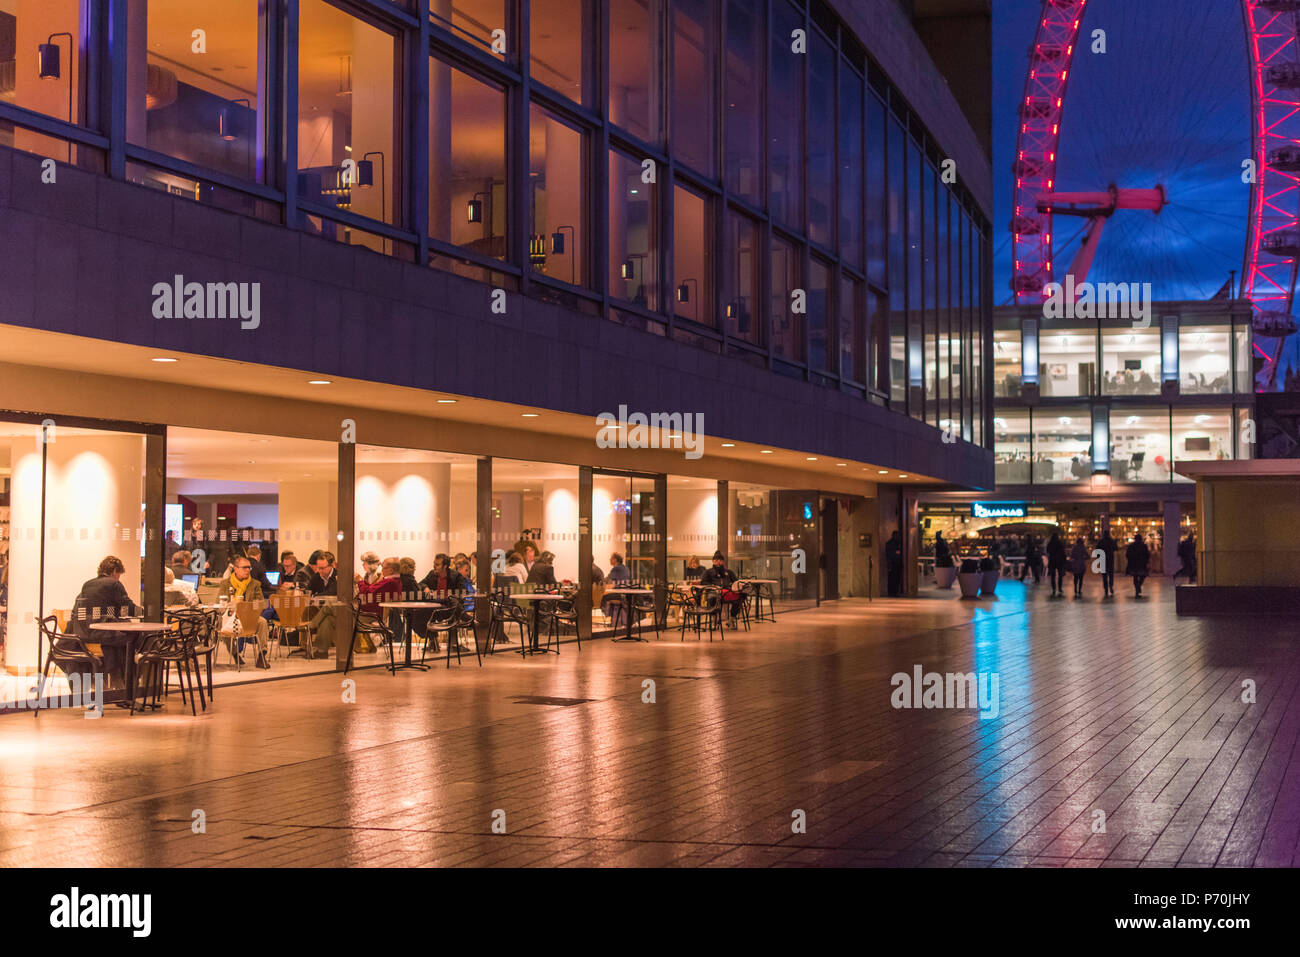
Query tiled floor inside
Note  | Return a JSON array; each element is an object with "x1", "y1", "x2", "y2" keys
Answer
[{"x1": 1, "y1": 578, "x2": 1296, "y2": 867}]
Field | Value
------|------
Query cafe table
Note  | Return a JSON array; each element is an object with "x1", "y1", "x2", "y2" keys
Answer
[
  {"x1": 89, "y1": 620, "x2": 172, "y2": 709},
  {"x1": 736, "y1": 579, "x2": 779, "y2": 622},
  {"x1": 377, "y1": 601, "x2": 447, "y2": 672},
  {"x1": 601, "y1": 587, "x2": 654, "y2": 642},
  {"x1": 504, "y1": 592, "x2": 564, "y2": 653}
]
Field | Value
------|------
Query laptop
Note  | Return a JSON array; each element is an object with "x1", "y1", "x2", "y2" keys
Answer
[
  {"x1": 181, "y1": 574, "x2": 199, "y2": 585},
  {"x1": 265, "y1": 570, "x2": 282, "y2": 586}
]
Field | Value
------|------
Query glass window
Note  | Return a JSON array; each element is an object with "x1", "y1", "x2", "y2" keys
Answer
[
  {"x1": 492, "y1": 458, "x2": 581, "y2": 630},
  {"x1": 770, "y1": 235, "x2": 803, "y2": 361},
  {"x1": 724, "y1": 209, "x2": 759, "y2": 343},
  {"x1": 673, "y1": 184, "x2": 712, "y2": 326},
  {"x1": 430, "y1": 0, "x2": 506, "y2": 60},
  {"x1": 672, "y1": 0, "x2": 715, "y2": 176},
  {"x1": 298, "y1": 0, "x2": 397, "y2": 236},
  {"x1": 839, "y1": 65, "x2": 864, "y2": 268},
  {"x1": 887, "y1": 113, "x2": 906, "y2": 405},
  {"x1": 868, "y1": 288, "x2": 888, "y2": 394},
  {"x1": 1039, "y1": 327, "x2": 1097, "y2": 396},
  {"x1": 529, "y1": 105, "x2": 586, "y2": 285},
  {"x1": 125, "y1": 0, "x2": 262, "y2": 182},
  {"x1": 866, "y1": 95, "x2": 887, "y2": 287},
  {"x1": 949, "y1": 196, "x2": 963, "y2": 437},
  {"x1": 609, "y1": 0, "x2": 662, "y2": 143},
  {"x1": 922, "y1": 156, "x2": 936, "y2": 420},
  {"x1": 531, "y1": 0, "x2": 592, "y2": 104},
  {"x1": 724, "y1": 0, "x2": 762, "y2": 204},
  {"x1": 1234, "y1": 320, "x2": 1252, "y2": 393},
  {"x1": 935, "y1": 180, "x2": 949, "y2": 430},
  {"x1": 972, "y1": 219, "x2": 984, "y2": 447},
  {"x1": 840, "y1": 274, "x2": 863, "y2": 383},
  {"x1": 729, "y1": 484, "x2": 818, "y2": 612},
  {"x1": 1173, "y1": 410, "x2": 1234, "y2": 481},
  {"x1": 1102, "y1": 328, "x2": 1161, "y2": 395},
  {"x1": 1033, "y1": 407, "x2": 1092, "y2": 484},
  {"x1": 808, "y1": 258, "x2": 831, "y2": 372},
  {"x1": 1236, "y1": 405, "x2": 1254, "y2": 459},
  {"x1": 1180, "y1": 322, "x2": 1233, "y2": 394},
  {"x1": 768, "y1": 0, "x2": 803, "y2": 229},
  {"x1": 1110, "y1": 409, "x2": 1171, "y2": 482},
  {"x1": 429, "y1": 60, "x2": 506, "y2": 258},
  {"x1": 992, "y1": 411, "x2": 1032, "y2": 485},
  {"x1": 609, "y1": 149, "x2": 658, "y2": 310},
  {"x1": 1, "y1": 0, "x2": 89, "y2": 156},
  {"x1": 906, "y1": 136, "x2": 923, "y2": 420},
  {"x1": 806, "y1": 30, "x2": 834, "y2": 248}
]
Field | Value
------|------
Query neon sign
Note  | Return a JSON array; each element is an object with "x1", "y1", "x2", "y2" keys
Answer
[{"x1": 972, "y1": 502, "x2": 1027, "y2": 519}]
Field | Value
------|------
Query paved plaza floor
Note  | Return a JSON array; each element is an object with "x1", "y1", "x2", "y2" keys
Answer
[{"x1": 1, "y1": 579, "x2": 1296, "y2": 867}]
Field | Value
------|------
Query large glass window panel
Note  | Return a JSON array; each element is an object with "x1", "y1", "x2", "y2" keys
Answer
[
  {"x1": 430, "y1": 60, "x2": 506, "y2": 258},
  {"x1": 866, "y1": 94, "x2": 886, "y2": 285},
  {"x1": 868, "y1": 288, "x2": 888, "y2": 394},
  {"x1": 531, "y1": 0, "x2": 592, "y2": 104},
  {"x1": 609, "y1": 149, "x2": 658, "y2": 309},
  {"x1": 1236, "y1": 405, "x2": 1254, "y2": 459},
  {"x1": 723, "y1": 0, "x2": 762, "y2": 203},
  {"x1": 724, "y1": 209, "x2": 759, "y2": 343},
  {"x1": 298, "y1": 0, "x2": 397, "y2": 236},
  {"x1": 950, "y1": 196, "x2": 963, "y2": 437},
  {"x1": 1039, "y1": 327, "x2": 1097, "y2": 396},
  {"x1": 672, "y1": 0, "x2": 715, "y2": 176},
  {"x1": 887, "y1": 113, "x2": 906, "y2": 404},
  {"x1": 1110, "y1": 408, "x2": 1171, "y2": 482},
  {"x1": 529, "y1": 105, "x2": 586, "y2": 286},
  {"x1": 935, "y1": 182, "x2": 950, "y2": 429},
  {"x1": 667, "y1": 476, "x2": 717, "y2": 580},
  {"x1": 1172, "y1": 410, "x2": 1234, "y2": 482},
  {"x1": 808, "y1": 258, "x2": 831, "y2": 372},
  {"x1": 1234, "y1": 321, "x2": 1252, "y2": 393},
  {"x1": 972, "y1": 221, "x2": 984, "y2": 447},
  {"x1": 992, "y1": 411, "x2": 1032, "y2": 485},
  {"x1": 1102, "y1": 328, "x2": 1161, "y2": 395},
  {"x1": 430, "y1": 0, "x2": 506, "y2": 60},
  {"x1": 922, "y1": 155, "x2": 936, "y2": 419},
  {"x1": 609, "y1": 0, "x2": 662, "y2": 143},
  {"x1": 729, "y1": 483, "x2": 817, "y2": 612},
  {"x1": 1034, "y1": 407, "x2": 1092, "y2": 484},
  {"x1": 125, "y1": 0, "x2": 262, "y2": 182},
  {"x1": 1, "y1": 0, "x2": 89, "y2": 164},
  {"x1": 673, "y1": 184, "x2": 712, "y2": 326},
  {"x1": 906, "y1": 136, "x2": 923, "y2": 420},
  {"x1": 770, "y1": 235, "x2": 803, "y2": 361},
  {"x1": 806, "y1": 30, "x2": 834, "y2": 248},
  {"x1": 840, "y1": 274, "x2": 863, "y2": 383},
  {"x1": 769, "y1": 0, "x2": 803, "y2": 229},
  {"x1": 839, "y1": 65, "x2": 864, "y2": 268},
  {"x1": 1180, "y1": 323, "x2": 1232, "y2": 394}
]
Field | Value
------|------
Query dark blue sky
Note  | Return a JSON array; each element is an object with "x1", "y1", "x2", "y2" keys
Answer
[{"x1": 993, "y1": 0, "x2": 1251, "y2": 304}]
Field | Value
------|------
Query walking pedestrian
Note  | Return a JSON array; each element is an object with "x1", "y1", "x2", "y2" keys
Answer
[
  {"x1": 1046, "y1": 531, "x2": 1067, "y2": 597},
  {"x1": 1126, "y1": 532, "x2": 1151, "y2": 598},
  {"x1": 1022, "y1": 535, "x2": 1043, "y2": 584},
  {"x1": 1097, "y1": 528, "x2": 1118, "y2": 597},
  {"x1": 885, "y1": 530, "x2": 904, "y2": 597},
  {"x1": 1068, "y1": 536, "x2": 1089, "y2": 598}
]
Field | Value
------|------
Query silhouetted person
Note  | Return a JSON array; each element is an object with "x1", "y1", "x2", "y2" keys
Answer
[
  {"x1": 1097, "y1": 530, "x2": 1118, "y2": 597},
  {"x1": 1069, "y1": 536, "x2": 1089, "y2": 598},
  {"x1": 1176, "y1": 534, "x2": 1198, "y2": 584},
  {"x1": 1046, "y1": 532, "x2": 1067, "y2": 597},
  {"x1": 1126, "y1": 533, "x2": 1151, "y2": 598},
  {"x1": 885, "y1": 530, "x2": 904, "y2": 597},
  {"x1": 1021, "y1": 535, "x2": 1042, "y2": 584},
  {"x1": 934, "y1": 531, "x2": 952, "y2": 569}
]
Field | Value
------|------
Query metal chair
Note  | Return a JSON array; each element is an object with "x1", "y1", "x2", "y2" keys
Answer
[
  {"x1": 681, "y1": 587, "x2": 722, "y2": 642},
  {"x1": 344, "y1": 597, "x2": 397, "y2": 674},
  {"x1": 631, "y1": 592, "x2": 661, "y2": 640},
  {"x1": 539, "y1": 596, "x2": 580, "y2": 653},
  {"x1": 421, "y1": 597, "x2": 480, "y2": 668},
  {"x1": 487, "y1": 593, "x2": 531, "y2": 657},
  {"x1": 34, "y1": 616, "x2": 104, "y2": 717},
  {"x1": 135, "y1": 624, "x2": 201, "y2": 716}
]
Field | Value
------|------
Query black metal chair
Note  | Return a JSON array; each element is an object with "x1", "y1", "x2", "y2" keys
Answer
[
  {"x1": 133, "y1": 628, "x2": 201, "y2": 716},
  {"x1": 166, "y1": 608, "x2": 218, "y2": 704},
  {"x1": 632, "y1": 592, "x2": 661, "y2": 640},
  {"x1": 34, "y1": 616, "x2": 104, "y2": 717},
  {"x1": 539, "y1": 596, "x2": 580, "y2": 653},
  {"x1": 161, "y1": 612, "x2": 209, "y2": 712},
  {"x1": 681, "y1": 588, "x2": 722, "y2": 642},
  {"x1": 487, "y1": 593, "x2": 531, "y2": 657},
  {"x1": 420, "y1": 597, "x2": 480, "y2": 669},
  {"x1": 344, "y1": 597, "x2": 397, "y2": 674}
]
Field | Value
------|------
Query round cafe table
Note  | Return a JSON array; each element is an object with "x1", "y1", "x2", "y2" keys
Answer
[
  {"x1": 602, "y1": 587, "x2": 654, "y2": 642},
  {"x1": 378, "y1": 601, "x2": 448, "y2": 671},
  {"x1": 89, "y1": 620, "x2": 172, "y2": 709},
  {"x1": 736, "y1": 579, "x2": 779, "y2": 622},
  {"x1": 505, "y1": 593, "x2": 565, "y2": 654}
]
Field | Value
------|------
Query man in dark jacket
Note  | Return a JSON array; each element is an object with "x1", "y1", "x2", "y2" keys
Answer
[
  {"x1": 1045, "y1": 532, "x2": 1067, "y2": 597},
  {"x1": 526, "y1": 551, "x2": 559, "y2": 588},
  {"x1": 1126, "y1": 533, "x2": 1151, "y2": 598},
  {"x1": 71, "y1": 556, "x2": 141, "y2": 689},
  {"x1": 701, "y1": 551, "x2": 742, "y2": 626},
  {"x1": 419, "y1": 554, "x2": 467, "y2": 597},
  {"x1": 885, "y1": 530, "x2": 904, "y2": 597},
  {"x1": 1096, "y1": 530, "x2": 1118, "y2": 597},
  {"x1": 933, "y1": 531, "x2": 952, "y2": 569}
]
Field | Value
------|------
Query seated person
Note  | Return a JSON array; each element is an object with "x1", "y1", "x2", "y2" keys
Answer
[
  {"x1": 245, "y1": 545, "x2": 273, "y2": 593},
  {"x1": 70, "y1": 555, "x2": 141, "y2": 690},
  {"x1": 164, "y1": 567, "x2": 200, "y2": 608},
  {"x1": 219, "y1": 556, "x2": 271, "y2": 668},
  {"x1": 526, "y1": 551, "x2": 559, "y2": 588},
  {"x1": 356, "y1": 557, "x2": 402, "y2": 616},
  {"x1": 300, "y1": 551, "x2": 338, "y2": 659},
  {"x1": 170, "y1": 550, "x2": 194, "y2": 582},
  {"x1": 455, "y1": 559, "x2": 477, "y2": 612},
  {"x1": 700, "y1": 550, "x2": 743, "y2": 626},
  {"x1": 502, "y1": 551, "x2": 528, "y2": 583},
  {"x1": 601, "y1": 553, "x2": 632, "y2": 626},
  {"x1": 277, "y1": 551, "x2": 312, "y2": 591},
  {"x1": 359, "y1": 551, "x2": 383, "y2": 585},
  {"x1": 419, "y1": 553, "x2": 467, "y2": 597},
  {"x1": 684, "y1": 556, "x2": 703, "y2": 580},
  {"x1": 308, "y1": 552, "x2": 339, "y2": 596}
]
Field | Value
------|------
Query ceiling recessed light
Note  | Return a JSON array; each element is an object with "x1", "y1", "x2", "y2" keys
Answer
[
  {"x1": 760, "y1": 449, "x2": 773, "y2": 454},
  {"x1": 151, "y1": 357, "x2": 178, "y2": 363},
  {"x1": 899, "y1": 474, "x2": 908, "y2": 478},
  {"x1": 836, "y1": 463, "x2": 847, "y2": 467},
  {"x1": 437, "y1": 399, "x2": 457, "y2": 404},
  {"x1": 308, "y1": 379, "x2": 331, "y2": 385},
  {"x1": 878, "y1": 470, "x2": 888, "y2": 474},
  {"x1": 806, "y1": 456, "x2": 817, "y2": 461},
  {"x1": 721, "y1": 442, "x2": 735, "y2": 447},
  {"x1": 521, "y1": 413, "x2": 539, "y2": 418}
]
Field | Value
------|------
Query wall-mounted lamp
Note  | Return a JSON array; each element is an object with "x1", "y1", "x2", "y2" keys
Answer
[
  {"x1": 467, "y1": 191, "x2": 490, "y2": 224},
  {"x1": 38, "y1": 32, "x2": 73, "y2": 80},
  {"x1": 551, "y1": 225, "x2": 575, "y2": 284},
  {"x1": 676, "y1": 278, "x2": 697, "y2": 304},
  {"x1": 219, "y1": 98, "x2": 251, "y2": 141}
]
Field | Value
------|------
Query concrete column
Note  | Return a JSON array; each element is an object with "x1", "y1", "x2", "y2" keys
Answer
[{"x1": 335, "y1": 443, "x2": 355, "y2": 672}]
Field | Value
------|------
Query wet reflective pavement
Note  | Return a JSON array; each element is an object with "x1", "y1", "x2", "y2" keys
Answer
[{"x1": 1, "y1": 579, "x2": 1296, "y2": 867}]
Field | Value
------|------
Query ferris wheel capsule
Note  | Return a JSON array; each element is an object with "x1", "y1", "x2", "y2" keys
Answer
[
  {"x1": 1267, "y1": 146, "x2": 1300, "y2": 171},
  {"x1": 1011, "y1": 274, "x2": 1045, "y2": 295},
  {"x1": 1261, "y1": 230, "x2": 1300, "y2": 256},
  {"x1": 1253, "y1": 310, "x2": 1299, "y2": 338},
  {"x1": 1265, "y1": 61, "x2": 1300, "y2": 88},
  {"x1": 1258, "y1": 0, "x2": 1300, "y2": 13}
]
